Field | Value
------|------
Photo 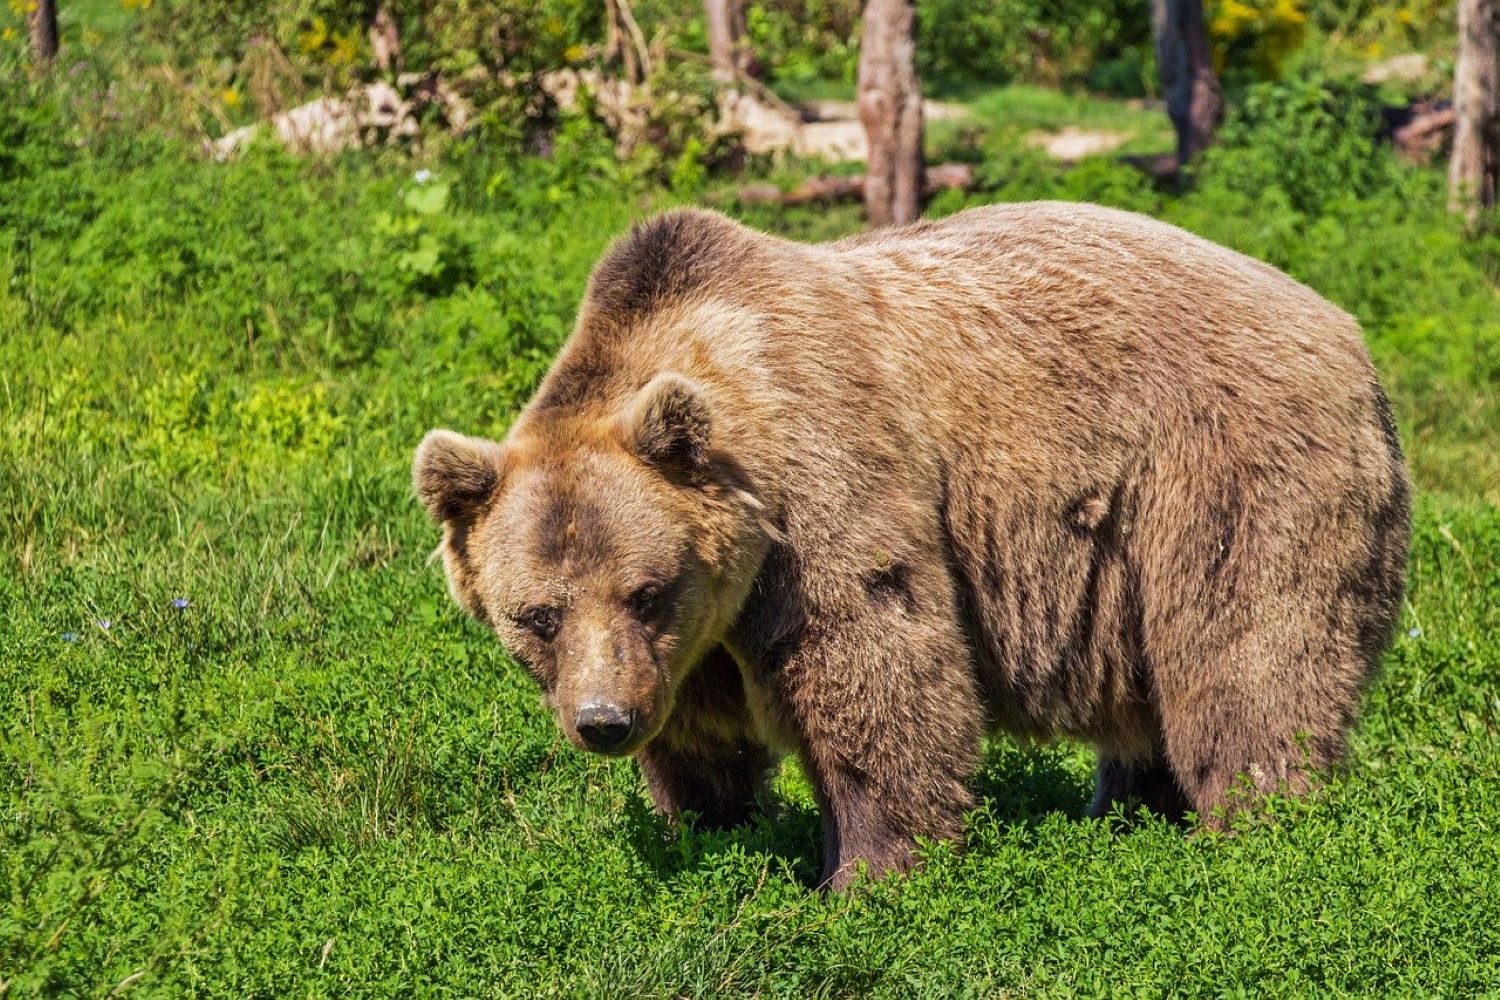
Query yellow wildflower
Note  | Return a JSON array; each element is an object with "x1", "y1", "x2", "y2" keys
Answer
[
  {"x1": 299, "y1": 16, "x2": 328, "y2": 53},
  {"x1": 1208, "y1": 0, "x2": 1307, "y2": 77},
  {"x1": 1272, "y1": 0, "x2": 1305, "y2": 25},
  {"x1": 329, "y1": 29, "x2": 360, "y2": 66}
]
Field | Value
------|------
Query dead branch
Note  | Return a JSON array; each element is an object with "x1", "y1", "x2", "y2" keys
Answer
[
  {"x1": 671, "y1": 48, "x2": 801, "y2": 120},
  {"x1": 605, "y1": 0, "x2": 652, "y2": 85}
]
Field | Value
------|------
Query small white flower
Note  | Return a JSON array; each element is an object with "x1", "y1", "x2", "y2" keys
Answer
[
  {"x1": 1407, "y1": 627, "x2": 1421, "y2": 638},
  {"x1": 413, "y1": 169, "x2": 433, "y2": 184},
  {"x1": 97, "y1": 619, "x2": 112, "y2": 631}
]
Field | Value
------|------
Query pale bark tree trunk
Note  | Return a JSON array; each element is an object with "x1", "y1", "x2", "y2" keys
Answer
[
  {"x1": 29, "y1": 0, "x2": 60, "y2": 65},
  {"x1": 705, "y1": 0, "x2": 757, "y2": 82},
  {"x1": 1449, "y1": 0, "x2": 1499, "y2": 222},
  {"x1": 1152, "y1": 0, "x2": 1223, "y2": 168},
  {"x1": 858, "y1": 0, "x2": 923, "y2": 227},
  {"x1": 368, "y1": 3, "x2": 402, "y2": 76}
]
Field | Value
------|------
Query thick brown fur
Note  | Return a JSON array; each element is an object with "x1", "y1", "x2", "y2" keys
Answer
[{"x1": 414, "y1": 203, "x2": 1411, "y2": 890}]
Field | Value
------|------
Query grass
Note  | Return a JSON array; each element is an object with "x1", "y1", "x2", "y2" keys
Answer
[
  {"x1": 767, "y1": 80, "x2": 1178, "y2": 162},
  {"x1": 3, "y1": 68, "x2": 1500, "y2": 995},
  {"x1": 957, "y1": 83, "x2": 1175, "y2": 156}
]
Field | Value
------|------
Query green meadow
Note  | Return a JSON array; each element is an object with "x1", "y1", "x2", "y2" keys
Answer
[{"x1": 3, "y1": 4, "x2": 1499, "y2": 994}]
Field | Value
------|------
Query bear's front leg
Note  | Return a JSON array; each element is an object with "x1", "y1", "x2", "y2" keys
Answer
[
  {"x1": 777, "y1": 614, "x2": 983, "y2": 890},
  {"x1": 635, "y1": 647, "x2": 775, "y2": 830}
]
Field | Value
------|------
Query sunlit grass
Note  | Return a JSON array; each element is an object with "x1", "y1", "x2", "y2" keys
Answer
[{"x1": 3, "y1": 68, "x2": 1498, "y2": 994}]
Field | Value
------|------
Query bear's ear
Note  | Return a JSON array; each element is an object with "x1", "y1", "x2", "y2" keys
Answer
[
  {"x1": 617, "y1": 372, "x2": 713, "y2": 473},
  {"x1": 412, "y1": 429, "x2": 507, "y2": 524}
]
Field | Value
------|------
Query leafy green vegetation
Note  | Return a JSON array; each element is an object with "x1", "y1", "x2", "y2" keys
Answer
[{"x1": 3, "y1": 2, "x2": 1499, "y2": 994}]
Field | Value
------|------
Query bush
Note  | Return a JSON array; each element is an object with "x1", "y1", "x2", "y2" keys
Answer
[
  {"x1": 1195, "y1": 75, "x2": 1393, "y2": 217},
  {"x1": 919, "y1": 0, "x2": 1153, "y2": 93},
  {"x1": 742, "y1": 0, "x2": 1155, "y2": 94},
  {"x1": 1164, "y1": 76, "x2": 1500, "y2": 497}
]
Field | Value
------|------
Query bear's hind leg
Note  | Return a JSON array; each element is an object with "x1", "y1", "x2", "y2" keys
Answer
[
  {"x1": 1138, "y1": 454, "x2": 1396, "y2": 828},
  {"x1": 635, "y1": 647, "x2": 774, "y2": 830},
  {"x1": 1155, "y1": 679, "x2": 1346, "y2": 829},
  {"x1": 1150, "y1": 619, "x2": 1364, "y2": 828},
  {"x1": 1089, "y1": 756, "x2": 1190, "y2": 822}
]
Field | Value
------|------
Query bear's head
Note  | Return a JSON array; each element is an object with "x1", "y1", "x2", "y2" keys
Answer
[{"x1": 414, "y1": 373, "x2": 772, "y2": 756}]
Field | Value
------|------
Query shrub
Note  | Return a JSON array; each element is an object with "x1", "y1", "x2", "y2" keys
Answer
[
  {"x1": 918, "y1": 0, "x2": 1153, "y2": 93},
  {"x1": 1194, "y1": 75, "x2": 1393, "y2": 217}
]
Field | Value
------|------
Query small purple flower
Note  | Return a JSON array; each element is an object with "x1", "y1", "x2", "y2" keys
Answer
[
  {"x1": 172, "y1": 598, "x2": 190, "y2": 610},
  {"x1": 62, "y1": 632, "x2": 79, "y2": 643},
  {"x1": 1408, "y1": 627, "x2": 1422, "y2": 639},
  {"x1": 96, "y1": 619, "x2": 112, "y2": 631}
]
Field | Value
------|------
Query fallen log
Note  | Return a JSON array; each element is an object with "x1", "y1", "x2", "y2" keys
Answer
[
  {"x1": 731, "y1": 162, "x2": 974, "y2": 206},
  {"x1": 1391, "y1": 106, "x2": 1455, "y2": 163},
  {"x1": 1119, "y1": 152, "x2": 1180, "y2": 181}
]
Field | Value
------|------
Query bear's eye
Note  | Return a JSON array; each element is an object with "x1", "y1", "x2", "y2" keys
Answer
[
  {"x1": 627, "y1": 583, "x2": 664, "y2": 620},
  {"x1": 518, "y1": 605, "x2": 561, "y2": 641}
]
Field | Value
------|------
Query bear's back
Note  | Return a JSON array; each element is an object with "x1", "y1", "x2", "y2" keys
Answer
[
  {"x1": 827, "y1": 201, "x2": 1367, "y2": 386},
  {"x1": 809, "y1": 202, "x2": 1381, "y2": 470}
]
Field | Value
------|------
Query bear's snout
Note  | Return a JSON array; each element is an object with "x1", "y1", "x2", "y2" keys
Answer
[{"x1": 575, "y1": 702, "x2": 636, "y2": 753}]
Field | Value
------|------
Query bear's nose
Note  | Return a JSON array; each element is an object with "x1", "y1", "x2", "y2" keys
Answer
[{"x1": 575, "y1": 703, "x2": 634, "y2": 752}]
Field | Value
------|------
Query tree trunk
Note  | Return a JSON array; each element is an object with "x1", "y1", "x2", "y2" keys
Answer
[
  {"x1": 858, "y1": 0, "x2": 923, "y2": 227},
  {"x1": 705, "y1": 0, "x2": 758, "y2": 82},
  {"x1": 1152, "y1": 0, "x2": 1223, "y2": 168},
  {"x1": 368, "y1": 3, "x2": 402, "y2": 76},
  {"x1": 29, "y1": 0, "x2": 60, "y2": 65},
  {"x1": 1449, "y1": 0, "x2": 1499, "y2": 221}
]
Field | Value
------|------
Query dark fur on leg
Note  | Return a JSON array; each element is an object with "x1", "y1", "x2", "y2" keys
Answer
[
  {"x1": 635, "y1": 647, "x2": 773, "y2": 829},
  {"x1": 1090, "y1": 757, "x2": 1190, "y2": 822}
]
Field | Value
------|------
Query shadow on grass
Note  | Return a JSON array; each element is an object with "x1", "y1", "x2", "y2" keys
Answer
[
  {"x1": 622, "y1": 742, "x2": 1100, "y2": 887},
  {"x1": 972, "y1": 743, "x2": 1097, "y2": 824},
  {"x1": 622, "y1": 791, "x2": 825, "y2": 887}
]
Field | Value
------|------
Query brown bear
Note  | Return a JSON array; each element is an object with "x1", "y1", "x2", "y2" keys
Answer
[{"x1": 413, "y1": 202, "x2": 1410, "y2": 889}]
